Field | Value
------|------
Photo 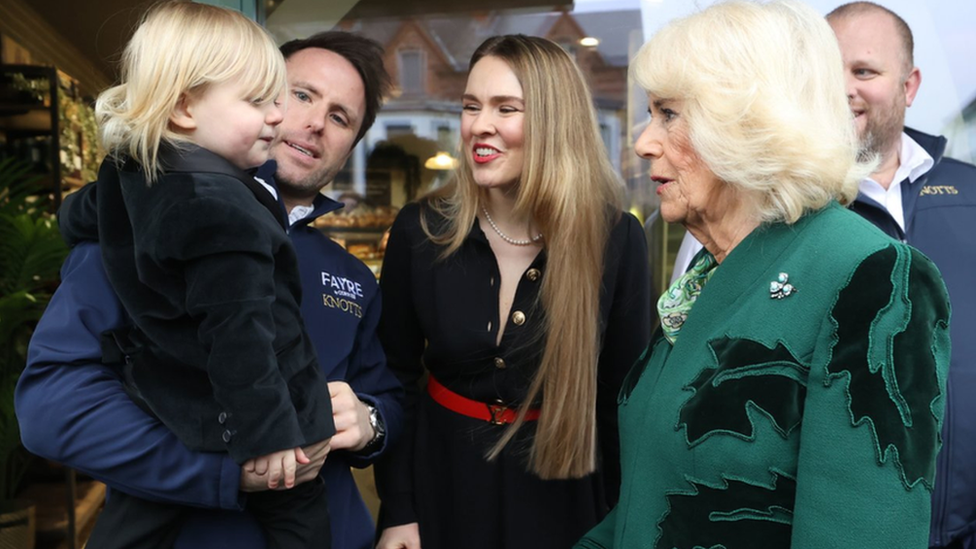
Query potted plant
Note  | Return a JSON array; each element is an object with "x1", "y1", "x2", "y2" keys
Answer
[{"x1": 0, "y1": 157, "x2": 68, "y2": 547}]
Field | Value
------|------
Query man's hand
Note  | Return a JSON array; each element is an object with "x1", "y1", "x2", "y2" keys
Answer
[
  {"x1": 377, "y1": 523, "x2": 422, "y2": 549},
  {"x1": 328, "y1": 381, "x2": 374, "y2": 452},
  {"x1": 240, "y1": 438, "x2": 330, "y2": 492}
]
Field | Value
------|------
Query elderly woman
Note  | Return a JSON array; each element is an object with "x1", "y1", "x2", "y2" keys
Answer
[{"x1": 575, "y1": 2, "x2": 951, "y2": 549}]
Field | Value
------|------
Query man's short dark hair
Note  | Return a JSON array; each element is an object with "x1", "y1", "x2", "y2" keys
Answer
[
  {"x1": 827, "y1": 2, "x2": 914, "y2": 75},
  {"x1": 280, "y1": 32, "x2": 391, "y2": 146}
]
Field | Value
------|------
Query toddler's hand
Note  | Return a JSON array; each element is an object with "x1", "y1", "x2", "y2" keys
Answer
[{"x1": 252, "y1": 447, "x2": 311, "y2": 489}]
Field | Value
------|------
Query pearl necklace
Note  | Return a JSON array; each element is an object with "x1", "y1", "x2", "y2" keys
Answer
[{"x1": 482, "y1": 206, "x2": 543, "y2": 246}]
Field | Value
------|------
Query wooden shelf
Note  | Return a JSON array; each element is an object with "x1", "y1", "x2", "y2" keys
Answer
[
  {"x1": 318, "y1": 225, "x2": 390, "y2": 234},
  {"x1": 0, "y1": 108, "x2": 53, "y2": 131},
  {"x1": 19, "y1": 479, "x2": 105, "y2": 548},
  {"x1": 1, "y1": 64, "x2": 94, "y2": 212},
  {"x1": 0, "y1": 103, "x2": 50, "y2": 115},
  {"x1": 2, "y1": 66, "x2": 61, "y2": 210}
]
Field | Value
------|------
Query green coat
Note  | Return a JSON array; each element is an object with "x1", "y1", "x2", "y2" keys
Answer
[{"x1": 577, "y1": 203, "x2": 951, "y2": 549}]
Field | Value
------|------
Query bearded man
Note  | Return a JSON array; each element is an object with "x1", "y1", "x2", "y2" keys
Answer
[{"x1": 828, "y1": 4, "x2": 976, "y2": 549}]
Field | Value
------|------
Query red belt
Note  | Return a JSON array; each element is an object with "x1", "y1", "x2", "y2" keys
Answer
[{"x1": 427, "y1": 376, "x2": 541, "y2": 425}]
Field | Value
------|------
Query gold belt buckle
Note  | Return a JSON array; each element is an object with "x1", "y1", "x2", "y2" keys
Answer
[{"x1": 487, "y1": 400, "x2": 509, "y2": 425}]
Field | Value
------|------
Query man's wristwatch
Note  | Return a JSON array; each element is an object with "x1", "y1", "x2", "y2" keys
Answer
[{"x1": 362, "y1": 401, "x2": 386, "y2": 451}]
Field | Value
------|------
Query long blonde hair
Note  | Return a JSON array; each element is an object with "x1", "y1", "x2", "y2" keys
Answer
[
  {"x1": 423, "y1": 35, "x2": 623, "y2": 479},
  {"x1": 96, "y1": 1, "x2": 286, "y2": 184}
]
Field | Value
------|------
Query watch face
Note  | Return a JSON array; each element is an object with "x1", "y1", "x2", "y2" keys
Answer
[{"x1": 367, "y1": 403, "x2": 385, "y2": 439}]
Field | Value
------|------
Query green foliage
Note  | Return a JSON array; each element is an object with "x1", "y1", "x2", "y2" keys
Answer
[
  {"x1": 0, "y1": 157, "x2": 48, "y2": 218},
  {"x1": 0, "y1": 157, "x2": 68, "y2": 501}
]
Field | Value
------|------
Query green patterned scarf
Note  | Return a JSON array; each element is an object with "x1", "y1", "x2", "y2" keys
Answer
[{"x1": 658, "y1": 248, "x2": 718, "y2": 344}]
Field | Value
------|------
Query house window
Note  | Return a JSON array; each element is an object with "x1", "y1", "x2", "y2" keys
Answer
[
  {"x1": 436, "y1": 125, "x2": 454, "y2": 149},
  {"x1": 398, "y1": 50, "x2": 425, "y2": 95},
  {"x1": 385, "y1": 124, "x2": 414, "y2": 139}
]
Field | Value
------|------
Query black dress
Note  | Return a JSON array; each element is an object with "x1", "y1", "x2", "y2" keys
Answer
[{"x1": 375, "y1": 201, "x2": 651, "y2": 549}]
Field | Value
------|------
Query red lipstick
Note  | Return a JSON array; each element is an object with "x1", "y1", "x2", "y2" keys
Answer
[{"x1": 472, "y1": 144, "x2": 501, "y2": 164}]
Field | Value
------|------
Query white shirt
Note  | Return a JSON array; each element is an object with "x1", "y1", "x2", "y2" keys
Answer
[
  {"x1": 288, "y1": 204, "x2": 314, "y2": 227},
  {"x1": 671, "y1": 232, "x2": 704, "y2": 284},
  {"x1": 254, "y1": 175, "x2": 313, "y2": 228},
  {"x1": 254, "y1": 176, "x2": 277, "y2": 200},
  {"x1": 668, "y1": 132, "x2": 934, "y2": 281},
  {"x1": 857, "y1": 132, "x2": 934, "y2": 232}
]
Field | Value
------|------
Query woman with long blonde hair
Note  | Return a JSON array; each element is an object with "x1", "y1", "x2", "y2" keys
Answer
[{"x1": 375, "y1": 34, "x2": 651, "y2": 549}]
